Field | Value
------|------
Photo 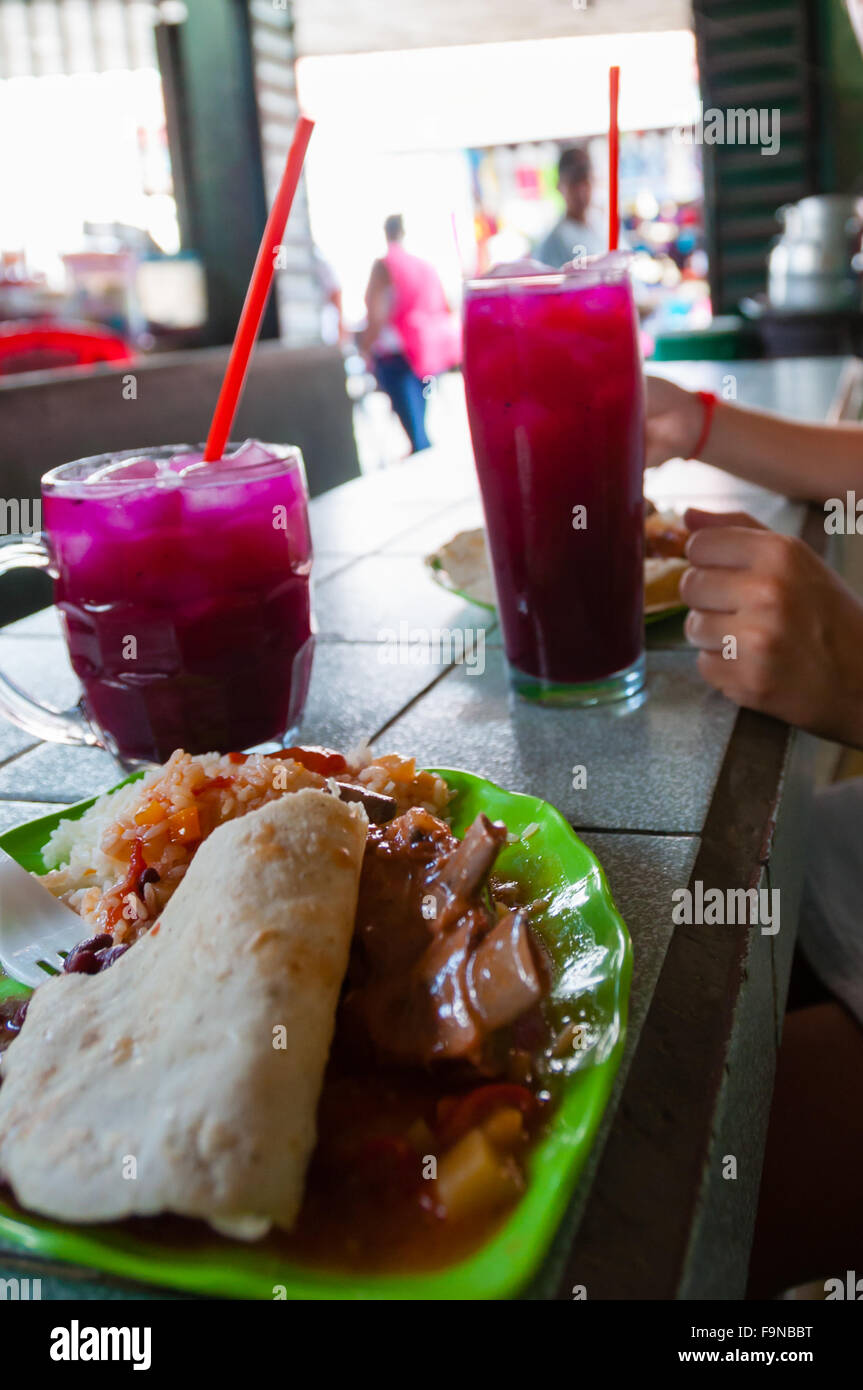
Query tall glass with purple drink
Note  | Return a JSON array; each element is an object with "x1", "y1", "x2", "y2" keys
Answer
[
  {"x1": 0, "y1": 442, "x2": 314, "y2": 764},
  {"x1": 463, "y1": 256, "x2": 645, "y2": 705}
]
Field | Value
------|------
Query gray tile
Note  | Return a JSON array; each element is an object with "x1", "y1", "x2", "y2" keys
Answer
[
  {"x1": 376, "y1": 647, "x2": 738, "y2": 834},
  {"x1": 650, "y1": 356, "x2": 845, "y2": 423},
  {"x1": 312, "y1": 553, "x2": 357, "y2": 586},
  {"x1": 352, "y1": 444, "x2": 476, "y2": 506},
  {"x1": 527, "y1": 829, "x2": 700, "y2": 1297},
  {"x1": 575, "y1": 832, "x2": 699, "y2": 1017},
  {"x1": 0, "y1": 741, "x2": 121, "y2": 804},
  {"x1": 310, "y1": 491, "x2": 455, "y2": 556},
  {"x1": 0, "y1": 720, "x2": 38, "y2": 768},
  {"x1": 3, "y1": 606, "x2": 63, "y2": 638},
  {"x1": 0, "y1": 642, "x2": 476, "y2": 805},
  {"x1": 0, "y1": 799, "x2": 70, "y2": 836},
  {"x1": 313, "y1": 554, "x2": 497, "y2": 648},
  {"x1": 298, "y1": 641, "x2": 451, "y2": 750},
  {"x1": 0, "y1": 635, "x2": 81, "y2": 711},
  {"x1": 0, "y1": 633, "x2": 73, "y2": 765},
  {"x1": 308, "y1": 444, "x2": 476, "y2": 556},
  {"x1": 381, "y1": 498, "x2": 485, "y2": 557}
]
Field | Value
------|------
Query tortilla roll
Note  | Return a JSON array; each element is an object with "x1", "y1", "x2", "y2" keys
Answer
[{"x1": 0, "y1": 790, "x2": 367, "y2": 1234}]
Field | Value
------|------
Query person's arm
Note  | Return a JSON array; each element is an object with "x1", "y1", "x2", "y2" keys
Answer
[
  {"x1": 646, "y1": 373, "x2": 863, "y2": 503},
  {"x1": 358, "y1": 259, "x2": 391, "y2": 359}
]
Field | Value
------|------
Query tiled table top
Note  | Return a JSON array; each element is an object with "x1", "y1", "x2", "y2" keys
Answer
[{"x1": 0, "y1": 356, "x2": 846, "y2": 1300}]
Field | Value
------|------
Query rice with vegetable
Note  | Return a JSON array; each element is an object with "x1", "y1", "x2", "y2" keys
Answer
[{"x1": 41, "y1": 746, "x2": 450, "y2": 944}]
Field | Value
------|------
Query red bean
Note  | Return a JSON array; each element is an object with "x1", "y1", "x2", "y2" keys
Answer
[
  {"x1": 93, "y1": 944, "x2": 129, "y2": 971},
  {"x1": 63, "y1": 933, "x2": 112, "y2": 974}
]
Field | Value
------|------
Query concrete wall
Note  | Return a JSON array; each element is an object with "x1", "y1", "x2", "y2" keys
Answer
[{"x1": 0, "y1": 342, "x2": 359, "y2": 501}]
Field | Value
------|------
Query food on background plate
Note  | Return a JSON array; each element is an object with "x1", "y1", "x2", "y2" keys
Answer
[
  {"x1": 643, "y1": 502, "x2": 689, "y2": 615},
  {"x1": 0, "y1": 793, "x2": 367, "y2": 1235},
  {"x1": 643, "y1": 556, "x2": 689, "y2": 612},
  {"x1": 427, "y1": 506, "x2": 691, "y2": 617},
  {"x1": 426, "y1": 528, "x2": 496, "y2": 608},
  {"x1": 0, "y1": 744, "x2": 562, "y2": 1272},
  {"x1": 642, "y1": 499, "x2": 689, "y2": 558}
]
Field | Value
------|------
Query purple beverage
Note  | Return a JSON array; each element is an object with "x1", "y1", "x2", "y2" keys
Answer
[
  {"x1": 463, "y1": 258, "x2": 645, "y2": 704},
  {"x1": 33, "y1": 442, "x2": 313, "y2": 764}
]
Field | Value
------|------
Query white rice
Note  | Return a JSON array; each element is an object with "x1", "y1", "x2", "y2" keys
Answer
[{"x1": 37, "y1": 746, "x2": 451, "y2": 943}]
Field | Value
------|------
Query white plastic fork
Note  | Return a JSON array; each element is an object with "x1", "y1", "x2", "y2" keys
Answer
[{"x1": 0, "y1": 847, "x2": 83, "y2": 989}]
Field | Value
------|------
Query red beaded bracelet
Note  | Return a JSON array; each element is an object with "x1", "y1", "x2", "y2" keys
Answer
[{"x1": 690, "y1": 389, "x2": 718, "y2": 459}]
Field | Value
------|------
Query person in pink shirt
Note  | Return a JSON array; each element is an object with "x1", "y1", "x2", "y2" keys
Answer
[{"x1": 360, "y1": 215, "x2": 460, "y2": 453}]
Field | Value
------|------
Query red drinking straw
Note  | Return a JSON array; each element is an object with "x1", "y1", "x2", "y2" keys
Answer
[
  {"x1": 608, "y1": 65, "x2": 620, "y2": 252},
  {"x1": 203, "y1": 114, "x2": 315, "y2": 462}
]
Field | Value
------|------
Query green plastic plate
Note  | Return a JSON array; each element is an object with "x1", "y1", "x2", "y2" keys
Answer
[
  {"x1": 0, "y1": 768, "x2": 631, "y2": 1300},
  {"x1": 425, "y1": 554, "x2": 497, "y2": 613}
]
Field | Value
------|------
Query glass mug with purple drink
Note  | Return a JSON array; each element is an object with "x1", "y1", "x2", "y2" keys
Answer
[
  {"x1": 0, "y1": 441, "x2": 314, "y2": 765},
  {"x1": 463, "y1": 255, "x2": 646, "y2": 705}
]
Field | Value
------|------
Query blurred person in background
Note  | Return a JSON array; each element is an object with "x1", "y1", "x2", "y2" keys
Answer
[
  {"x1": 535, "y1": 145, "x2": 607, "y2": 268},
  {"x1": 312, "y1": 246, "x2": 345, "y2": 347},
  {"x1": 359, "y1": 214, "x2": 460, "y2": 455}
]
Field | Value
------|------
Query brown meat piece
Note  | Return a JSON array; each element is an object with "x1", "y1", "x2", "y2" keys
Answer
[{"x1": 343, "y1": 808, "x2": 543, "y2": 1066}]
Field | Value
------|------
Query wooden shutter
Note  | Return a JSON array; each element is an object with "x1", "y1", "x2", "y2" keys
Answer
[{"x1": 692, "y1": 0, "x2": 820, "y2": 312}]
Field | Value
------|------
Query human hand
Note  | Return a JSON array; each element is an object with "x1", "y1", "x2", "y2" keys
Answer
[
  {"x1": 645, "y1": 375, "x2": 705, "y2": 468},
  {"x1": 681, "y1": 508, "x2": 863, "y2": 748}
]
